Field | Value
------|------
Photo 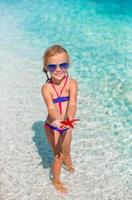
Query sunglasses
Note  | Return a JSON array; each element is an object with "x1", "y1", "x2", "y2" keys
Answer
[{"x1": 47, "y1": 62, "x2": 69, "y2": 72}]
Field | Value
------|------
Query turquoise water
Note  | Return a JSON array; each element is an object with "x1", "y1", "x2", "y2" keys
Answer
[
  {"x1": 0, "y1": 0, "x2": 132, "y2": 199},
  {"x1": 2, "y1": 0, "x2": 131, "y2": 131}
]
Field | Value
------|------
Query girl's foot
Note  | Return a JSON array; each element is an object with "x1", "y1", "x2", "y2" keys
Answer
[
  {"x1": 52, "y1": 181, "x2": 68, "y2": 193},
  {"x1": 63, "y1": 163, "x2": 75, "y2": 174}
]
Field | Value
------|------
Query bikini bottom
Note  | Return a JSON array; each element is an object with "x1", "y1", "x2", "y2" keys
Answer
[{"x1": 44, "y1": 121, "x2": 69, "y2": 134}]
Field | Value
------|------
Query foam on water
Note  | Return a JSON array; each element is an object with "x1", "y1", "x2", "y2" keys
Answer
[{"x1": 0, "y1": 0, "x2": 132, "y2": 199}]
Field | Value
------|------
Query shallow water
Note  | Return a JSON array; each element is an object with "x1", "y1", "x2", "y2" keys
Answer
[{"x1": 0, "y1": 0, "x2": 132, "y2": 199}]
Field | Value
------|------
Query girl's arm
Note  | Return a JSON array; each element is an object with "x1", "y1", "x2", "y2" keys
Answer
[
  {"x1": 41, "y1": 84, "x2": 60, "y2": 121},
  {"x1": 66, "y1": 79, "x2": 78, "y2": 120}
]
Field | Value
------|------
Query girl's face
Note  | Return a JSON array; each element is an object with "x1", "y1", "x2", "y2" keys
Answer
[{"x1": 46, "y1": 52, "x2": 69, "y2": 81}]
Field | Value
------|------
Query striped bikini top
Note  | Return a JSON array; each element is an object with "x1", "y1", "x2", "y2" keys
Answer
[{"x1": 50, "y1": 75, "x2": 69, "y2": 114}]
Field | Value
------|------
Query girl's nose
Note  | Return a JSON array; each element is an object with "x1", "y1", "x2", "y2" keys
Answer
[{"x1": 56, "y1": 65, "x2": 62, "y2": 71}]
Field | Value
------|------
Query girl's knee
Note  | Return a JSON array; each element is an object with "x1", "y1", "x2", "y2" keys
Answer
[
  {"x1": 55, "y1": 153, "x2": 64, "y2": 160},
  {"x1": 54, "y1": 150, "x2": 64, "y2": 160},
  {"x1": 63, "y1": 150, "x2": 70, "y2": 158}
]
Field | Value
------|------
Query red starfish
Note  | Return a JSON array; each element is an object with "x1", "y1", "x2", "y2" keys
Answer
[{"x1": 60, "y1": 117, "x2": 80, "y2": 128}]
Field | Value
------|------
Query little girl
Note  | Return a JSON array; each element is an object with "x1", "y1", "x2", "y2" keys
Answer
[{"x1": 41, "y1": 44, "x2": 78, "y2": 193}]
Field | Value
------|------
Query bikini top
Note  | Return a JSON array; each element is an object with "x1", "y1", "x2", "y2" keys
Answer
[{"x1": 50, "y1": 75, "x2": 69, "y2": 114}]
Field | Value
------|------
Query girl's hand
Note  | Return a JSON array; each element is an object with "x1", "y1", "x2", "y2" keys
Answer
[
  {"x1": 71, "y1": 121, "x2": 78, "y2": 126},
  {"x1": 51, "y1": 120, "x2": 61, "y2": 128},
  {"x1": 51, "y1": 120, "x2": 70, "y2": 129},
  {"x1": 60, "y1": 117, "x2": 80, "y2": 128},
  {"x1": 51, "y1": 120, "x2": 64, "y2": 129},
  {"x1": 63, "y1": 120, "x2": 78, "y2": 128}
]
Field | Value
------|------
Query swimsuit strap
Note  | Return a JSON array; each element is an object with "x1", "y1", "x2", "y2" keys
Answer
[
  {"x1": 51, "y1": 75, "x2": 68, "y2": 97},
  {"x1": 50, "y1": 75, "x2": 68, "y2": 114}
]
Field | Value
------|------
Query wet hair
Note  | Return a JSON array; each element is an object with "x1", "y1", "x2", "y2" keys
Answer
[{"x1": 42, "y1": 44, "x2": 69, "y2": 83}]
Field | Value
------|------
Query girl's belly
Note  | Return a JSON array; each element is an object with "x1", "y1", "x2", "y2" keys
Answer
[{"x1": 46, "y1": 101, "x2": 69, "y2": 123}]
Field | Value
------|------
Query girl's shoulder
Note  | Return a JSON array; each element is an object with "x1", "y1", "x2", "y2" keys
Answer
[
  {"x1": 68, "y1": 76, "x2": 78, "y2": 88},
  {"x1": 41, "y1": 82, "x2": 50, "y2": 94},
  {"x1": 41, "y1": 76, "x2": 78, "y2": 93}
]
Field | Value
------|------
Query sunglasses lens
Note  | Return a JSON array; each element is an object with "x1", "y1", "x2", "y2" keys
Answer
[
  {"x1": 47, "y1": 63, "x2": 69, "y2": 72},
  {"x1": 60, "y1": 63, "x2": 69, "y2": 69},
  {"x1": 47, "y1": 64, "x2": 56, "y2": 72}
]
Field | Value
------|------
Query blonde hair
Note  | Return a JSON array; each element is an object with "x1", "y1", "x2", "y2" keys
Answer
[{"x1": 42, "y1": 44, "x2": 69, "y2": 82}]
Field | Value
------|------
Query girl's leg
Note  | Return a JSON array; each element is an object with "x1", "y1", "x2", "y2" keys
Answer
[
  {"x1": 62, "y1": 129, "x2": 75, "y2": 173},
  {"x1": 44, "y1": 127, "x2": 67, "y2": 192},
  {"x1": 45, "y1": 127, "x2": 63, "y2": 181},
  {"x1": 51, "y1": 131, "x2": 63, "y2": 182},
  {"x1": 44, "y1": 125, "x2": 55, "y2": 152}
]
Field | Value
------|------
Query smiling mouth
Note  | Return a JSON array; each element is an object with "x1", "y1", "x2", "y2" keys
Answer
[{"x1": 55, "y1": 73, "x2": 63, "y2": 75}]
